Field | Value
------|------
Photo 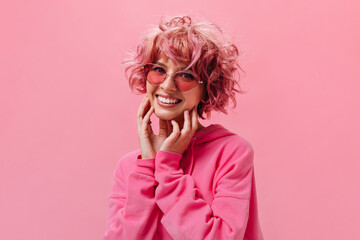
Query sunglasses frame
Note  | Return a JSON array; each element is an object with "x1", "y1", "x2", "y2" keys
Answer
[{"x1": 142, "y1": 63, "x2": 203, "y2": 93}]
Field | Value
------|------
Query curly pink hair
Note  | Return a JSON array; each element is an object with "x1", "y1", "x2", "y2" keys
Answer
[{"x1": 124, "y1": 15, "x2": 245, "y2": 119}]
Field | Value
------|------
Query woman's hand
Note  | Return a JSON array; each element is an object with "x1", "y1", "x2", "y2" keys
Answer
[
  {"x1": 137, "y1": 96, "x2": 156, "y2": 159},
  {"x1": 137, "y1": 96, "x2": 170, "y2": 159},
  {"x1": 159, "y1": 108, "x2": 198, "y2": 155}
]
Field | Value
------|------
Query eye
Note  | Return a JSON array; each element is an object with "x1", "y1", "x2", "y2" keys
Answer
[
  {"x1": 178, "y1": 72, "x2": 196, "y2": 81},
  {"x1": 152, "y1": 66, "x2": 166, "y2": 74}
]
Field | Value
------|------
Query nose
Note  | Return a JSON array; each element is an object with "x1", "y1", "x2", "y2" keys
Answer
[{"x1": 160, "y1": 73, "x2": 177, "y2": 91}]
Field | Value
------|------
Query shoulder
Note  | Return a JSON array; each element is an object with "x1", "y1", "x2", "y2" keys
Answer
[
  {"x1": 211, "y1": 134, "x2": 255, "y2": 186},
  {"x1": 203, "y1": 126, "x2": 254, "y2": 168},
  {"x1": 222, "y1": 135, "x2": 254, "y2": 166},
  {"x1": 222, "y1": 133, "x2": 254, "y2": 153},
  {"x1": 201, "y1": 124, "x2": 254, "y2": 158}
]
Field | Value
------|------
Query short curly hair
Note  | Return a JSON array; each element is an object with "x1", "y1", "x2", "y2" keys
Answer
[{"x1": 124, "y1": 15, "x2": 245, "y2": 119}]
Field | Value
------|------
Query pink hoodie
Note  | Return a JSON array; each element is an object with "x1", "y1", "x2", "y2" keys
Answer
[{"x1": 104, "y1": 124, "x2": 264, "y2": 240}]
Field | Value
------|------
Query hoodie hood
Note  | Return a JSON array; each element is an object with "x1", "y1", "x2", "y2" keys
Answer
[
  {"x1": 192, "y1": 124, "x2": 237, "y2": 145},
  {"x1": 184, "y1": 124, "x2": 237, "y2": 175}
]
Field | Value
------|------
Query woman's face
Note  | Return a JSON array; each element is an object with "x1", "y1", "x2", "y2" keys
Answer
[{"x1": 146, "y1": 56, "x2": 204, "y2": 122}]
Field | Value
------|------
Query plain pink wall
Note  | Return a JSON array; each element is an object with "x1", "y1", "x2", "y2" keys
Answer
[{"x1": 1, "y1": 0, "x2": 359, "y2": 239}]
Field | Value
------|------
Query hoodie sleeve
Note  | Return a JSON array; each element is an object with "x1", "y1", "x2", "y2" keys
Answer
[
  {"x1": 103, "y1": 153, "x2": 160, "y2": 240},
  {"x1": 154, "y1": 147, "x2": 255, "y2": 240}
]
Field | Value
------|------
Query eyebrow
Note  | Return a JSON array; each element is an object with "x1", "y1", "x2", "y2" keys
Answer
[
  {"x1": 154, "y1": 61, "x2": 167, "y2": 67},
  {"x1": 154, "y1": 61, "x2": 189, "y2": 71}
]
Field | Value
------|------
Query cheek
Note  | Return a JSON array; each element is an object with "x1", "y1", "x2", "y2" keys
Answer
[
  {"x1": 189, "y1": 88, "x2": 204, "y2": 105},
  {"x1": 146, "y1": 84, "x2": 156, "y2": 105},
  {"x1": 145, "y1": 82, "x2": 152, "y2": 96}
]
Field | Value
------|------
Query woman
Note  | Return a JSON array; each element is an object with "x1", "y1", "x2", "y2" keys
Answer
[{"x1": 104, "y1": 16, "x2": 264, "y2": 240}]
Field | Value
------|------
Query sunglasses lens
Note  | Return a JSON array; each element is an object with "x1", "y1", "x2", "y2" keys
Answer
[
  {"x1": 143, "y1": 64, "x2": 199, "y2": 92},
  {"x1": 147, "y1": 71, "x2": 165, "y2": 85},
  {"x1": 174, "y1": 72, "x2": 198, "y2": 92},
  {"x1": 144, "y1": 64, "x2": 166, "y2": 85}
]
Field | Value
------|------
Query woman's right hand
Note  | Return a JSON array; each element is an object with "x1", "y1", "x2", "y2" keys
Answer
[{"x1": 137, "y1": 96, "x2": 156, "y2": 159}]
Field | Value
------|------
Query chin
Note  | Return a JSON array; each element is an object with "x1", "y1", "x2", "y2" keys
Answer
[{"x1": 154, "y1": 109, "x2": 182, "y2": 121}]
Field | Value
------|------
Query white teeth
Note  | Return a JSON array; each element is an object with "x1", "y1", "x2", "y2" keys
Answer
[{"x1": 158, "y1": 96, "x2": 179, "y2": 104}]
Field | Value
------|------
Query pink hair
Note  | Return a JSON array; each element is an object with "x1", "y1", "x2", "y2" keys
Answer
[{"x1": 124, "y1": 15, "x2": 245, "y2": 119}]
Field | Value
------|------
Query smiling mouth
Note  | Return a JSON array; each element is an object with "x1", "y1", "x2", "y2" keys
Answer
[{"x1": 156, "y1": 94, "x2": 182, "y2": 104}]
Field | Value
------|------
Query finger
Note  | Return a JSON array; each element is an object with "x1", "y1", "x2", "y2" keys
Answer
[
  {"x1": 159, "y1": 119, "x2": 167, "y2": 137},
  {"x1": 143, "y1": 98, "x2": 153, "y2": 119},
  {"x1": 137, "y1": 97, "x2": 150, "y2": 128},
  {"x1": 137, "y1": 96, "x2": 148, "y2": 117},
  {"x1": 143, "y1": 105, "x2": 154, "y2": 123},
  {"x1": 168, "y1": 120, "x2": 180, "y2": 141},
  {"x1": 147, "y1": 120, "x2": 154, "y2": 135},
  {"x1": 142, "y1": 106, "x2": 154, "y2": 131},
  {"x1": 191, "y1": 107, "x2": 198, "y2": 135},
  {"x1": 166, "y1": 120, "x2": 172, "y2": 136},
  {"x1": 137, "y1": 97, "x2": 150, "y2": 130},
  {"x1": 181, "y1": 110, "x2": 191, "y2": 135},
  {"x1": 143, "y1": 98, "x2": 151, "y2": 118}
]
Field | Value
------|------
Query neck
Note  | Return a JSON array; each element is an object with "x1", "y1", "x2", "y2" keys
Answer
[{"x1": 174, "y1": 116, "x2": 204, "y2": 132}]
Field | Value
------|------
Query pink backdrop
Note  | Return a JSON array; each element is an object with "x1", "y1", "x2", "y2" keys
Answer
[{"x1": 1, "y1": 0, "x2": 359, "y2": 239}]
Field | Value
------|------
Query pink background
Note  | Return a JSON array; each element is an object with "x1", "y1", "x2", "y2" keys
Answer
[{"x1": 1, "y1": 0, "x2": 359, "y2": 239}]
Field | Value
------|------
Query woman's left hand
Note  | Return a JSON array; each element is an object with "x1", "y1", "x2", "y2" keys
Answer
[{"x1": 159, "y1": 108, "x2": 198, "y2": 155}]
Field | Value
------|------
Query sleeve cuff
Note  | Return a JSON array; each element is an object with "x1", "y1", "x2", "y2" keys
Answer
[
  {"x1": 155, "y1": 150, "x2": 183, "y2": 173},
  {"x1": 134, "y1": 155, "x2": 155, "y2": 176}
]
